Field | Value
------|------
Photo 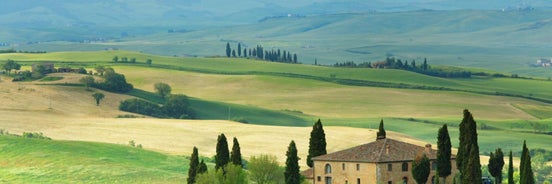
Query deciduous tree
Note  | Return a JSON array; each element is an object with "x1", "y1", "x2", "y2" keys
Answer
[
  {"x1": 79, "y1": 76, "x2": 95, "y2": 90},
  {"x1": 2, "y1": 59, "x2": 21, "y2": 75},
  {"x1": 154, "y1": 82, "x2": 171, "y2": 99},
  {"x1": 92, "y1": 92, "x2": 105, "y2": 106},
  {"x1": 249, "y1": 154, "x2": 284, "y2": 184},
  {"x1": 412, "y1": 154, "x2": 430, "y2": 184}
]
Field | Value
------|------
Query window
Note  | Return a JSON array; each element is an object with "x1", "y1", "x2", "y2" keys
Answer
[
  {"x1": 388, "y1": 181, "x2": 392, "y2": 184},
  {"x1": 325, "y1": 177, "x2": 332, "y2": 184},
  {"x1": 357, "y1": 178, "x2": 361, "y2": 184},
  {"x1": 387, "y1": 163, "x2": 393, "y2": 171},
  {"x1": 402, "y1": 177, "x2": 408, "y2": 184},
  {"x1": 317, "y1": 176, "x2": 321, "y2": 182},
  {"x1": 342, "y1": 163, "x2": 346, "y2": 170},
  {"x1": 402, "y1": 162, "x2": 408, "y2": 172},
  {"x1": 356, "y1": 164, "x2": 360, "y2": 171},
  {"x1": 325, "y1": 164, "x2": 332, "y2": 174}
]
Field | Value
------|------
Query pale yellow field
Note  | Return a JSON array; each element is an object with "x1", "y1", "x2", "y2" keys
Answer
[
  {"x1": 0, "y1": 77, "x2": 433, "y2": 167},
  {"x1": 117, "y1": 66, "x2": 540, "y2": 120}
]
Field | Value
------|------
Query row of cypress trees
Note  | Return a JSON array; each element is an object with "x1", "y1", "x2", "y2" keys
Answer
[{"x1": 225, "y1": 42, "x2": 299, "y2": 63}]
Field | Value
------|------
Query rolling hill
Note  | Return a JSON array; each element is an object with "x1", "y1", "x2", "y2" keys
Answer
[{"x1": 1, "y1": 50, "x2": 551, "y2": 157}]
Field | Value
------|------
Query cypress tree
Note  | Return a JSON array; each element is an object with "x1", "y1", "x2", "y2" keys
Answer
[
  {"x1": 187, "y1": 147, "x2": 199, "y2": 184},
  {"x1": 215, "y1": 133, "x2": 230, "y2": 170},
  {"x1": 520, "y1": 141, "x2": 535, "y2": 184},
  {"x1": 232, "y1": 50, "x2": 236, "y2": 57},
  {"x1": 464, "y1": 144, "x2": 483, "y2": 184},
  {"x1": 237, "y1": 43, "x2": 242, "y2": 57},
  {"x1": 494, "y1": 148, "x2": 504, "y2": 183},
  {"x1": 412, "y1": 154, "x2": 430, "y2": 184},
  {"x1": 231, "y1": 137, "x2": 243, "y2": 167},
  {"x1": 508, "y1": 151, "x2": 514, "y2": 184},
  {"x1": 293, "y1": 54, "x2": 297, "y2": 63},
  {"x1": 198, "y1": 159, "x2": 207, "y2": 174},
  {"x1": 307, "y1": 119, "x2": 327, "y2": 168},
  {"x1": 437, "y1": 124, "x2": 452, "y2": 182},
  {"x1": 285, "y1": 140, "x2": 301, "y2": 184},
  {"x1": 457, "y1": 109, "x2": 482, "y2": 183},
  {"x1": 243, "y1": 48, "x2": 247, "y2": 57},
  {"x1": 226, "y1": 43, "x2": 231, "y2": 58},
  {"x1": 376, "y1": 119, "x2": 386, "y2": 139}
]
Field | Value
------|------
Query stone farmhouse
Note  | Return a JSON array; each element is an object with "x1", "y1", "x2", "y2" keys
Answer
[
  {"x1": 536, "y1": 58, "x2": 552, "y2": 67},
  {"x1": 309, "y1": 136, "x2": 457, "y2": 184}
]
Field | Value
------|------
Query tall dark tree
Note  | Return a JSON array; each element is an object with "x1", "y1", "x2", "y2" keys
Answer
[
  {"x1": 307, "y1": 119, "x2": 327, "y2": 168},
  {"x1": 187, "y1": 147, "x2": 199, "y2": 184},
  {"x1": 508, "y1": 151, "x2": 514, "y2": 184},
  {"x1": 489, "y1": 148, "x2": 505, "y2": 184},
  {"x1": 198, "y1": 159, "x2": 207, "y2": 174},
  {"x1": 412, "y1": 154, "x2": 430, "y2": 184},
  {"x1": 457, "y1": 109, "x2": 482, "y2": 183},
  {"x1": 520, "y1": 140, "x2": 535, "y2": 184},
  {"x1": 437, "y1": 124, "x2": 452, "y2": 182},
  {"x1": 232, "y1": 50, "x2": 236, "y2": 57},
  {"x1": 231, "y1": 137, "x2": 243, "y2": 167},
  {"x1": 422, "y1": 58, "x2": 428, "y2": 70},
  {"x1": 376, "y1": 119, "x2": 386, "y2": 139},
  {"x1": 226, "y1": 43, "x2": 231, "y2": 57},
  {"x1": 285, "y1": 140, "x2": 301, "y2": 184},
  {"x1": 215, "y1": 133, "x2": 230, "y2": 170},
  {"x1": 237, "y1": 43, "x2": 242, "y2": 57},
  {"x1": 293, "y1": 54, "x2": 297, "y2": 63},
  {"x1": 243, "y1": 48, "x2": 247, "y2": 57}
]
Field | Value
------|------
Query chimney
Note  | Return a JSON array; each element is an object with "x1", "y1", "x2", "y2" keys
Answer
[
  {"x1": 386, "y1": 144, "x2": 390, "y2": 154},
  {"x1": 425, "y1": 144, "x2": 432, "y2": 154}
]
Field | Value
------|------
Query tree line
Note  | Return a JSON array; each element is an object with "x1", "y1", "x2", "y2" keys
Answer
[
  {"x1": 333, "y1": 57, "x2": 472, "y2": 78},
  {"x1": 0, "y1": 49, "x2": 46, "y2": 54},
  {"x1": 226, "y1": 42, "x2": 299, "y2": 64}
]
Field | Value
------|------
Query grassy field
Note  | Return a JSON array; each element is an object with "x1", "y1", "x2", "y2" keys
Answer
[
  {"x1": 1, "y1": 51, "x2": 551, "y2": 182},
  {"x1": 0, "y1": 135, "x2": 187, "y2": 183},
  {"x1": 8, "y1": 9, "x2": 552, "y2": 78}
]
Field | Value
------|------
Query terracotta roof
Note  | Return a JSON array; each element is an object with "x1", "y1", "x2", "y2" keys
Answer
[
  {"x1": 301, "y1": 168, "x2": 314, "y2": 179},
  {"x1": 312, "y1": 138, "x2": 454, "y2": 163}
]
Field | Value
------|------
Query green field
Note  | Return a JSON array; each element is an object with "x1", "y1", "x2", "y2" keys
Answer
[
  {"x1": 1, "y1": 50, "x2": 552, "y2": 182},
  {"x1": 0, "y1": 135, "x2": 187, "y2": 183}
]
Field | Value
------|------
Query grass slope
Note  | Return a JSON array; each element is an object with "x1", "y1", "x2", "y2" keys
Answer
[{"x1": 0, "y1": 135, "x2": 187, "y2": 183}]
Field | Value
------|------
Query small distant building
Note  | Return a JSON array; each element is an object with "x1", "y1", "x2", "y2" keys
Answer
[
  {"x1": 31, "y1": 63, "x2": 55, "y2": 73},
  {"x1": 536, "y1": 58, "x2": 552, "y2": 67},
  {"x1": 309, "y1": 137, "x2": 457, "y2": 184}
]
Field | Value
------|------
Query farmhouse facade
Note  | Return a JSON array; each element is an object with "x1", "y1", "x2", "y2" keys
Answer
[{"x1": 310, "y1": 137, "x2": 457, "y2": 184}]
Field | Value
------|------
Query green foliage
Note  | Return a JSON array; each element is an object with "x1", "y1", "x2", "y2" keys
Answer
[
  {"x1": 285, "y1": 140, "x2": 301, "y2": 184},
  {"x1": 146, "y1": 59, "x2": 152, "y2": 65},
  {"x1": 164, "y1": 94, "x2": 196, "y2": 119},
  {"x1": 376, "y1": 119, "x2": 386, "y2": 139},
  {"x1": 94, "y1": 68, "x2": 133, "y2": 92},
  {"x1": 119, "y1": 98, "x2": 166, "y2": 118},
  {"x1": 412, "y1": 154, "x2": 430, "y2": 184},
  {"x1": 198, "y1": 159, "x2": 207, "y2": 174},
  {"x1": 112, "y1": 56, "x2": 119, "y2": 63},
  {"x1": 80, "y1": 76, "x2": 95, "y2": 90},
  {"x1": 489, "y1": 148, "x2": 505, "y2": 184},
  {"x1": 94, "y1": 65, "x2": 106, "y2": 75},
  {"x1": 520, "y1": 141, "x2": 535, "y2": 184},
  {"x1": 2, "y1": 59, "x2": 21, "y2": 75},
  {"x1": 226, "y1": 42, "x2": 231, "y2": 58},
  {"x1": 22, "y1": 132, "x2": 51, "y2": 140},
  {"x1": 248, "y1": 154, "x2": 285, "y2": 184},
  {"x1": 92, "y1": 92, "x2": 105, "y2": 106},
  {"x1": 230, "y1": 137, "x2": 243, "y2": 167},
  {"x1": 188, "y1": 147, "x2": 199, "y2": 184},
  {"x1": 39, "y1": 76, "x2": 64, "y2": 82},
  {"x1": 307, "y1": 119, "x2": 326, "y2": 168},
  {"x1": 196, "y1": 164, "x2": 248, "y2": 184},
  {"x1": 154, "y1": 82, "x2": 171, "y2": 99},
  {"x1": 458, "y1": 109, "x2": 482, "y2": 183},
  {"x1": 215, "y1": 133, "x2": 229, "y2": 170},
  {"x1": 437, "y1": 124, "x2": 452, "y2": 180}
]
